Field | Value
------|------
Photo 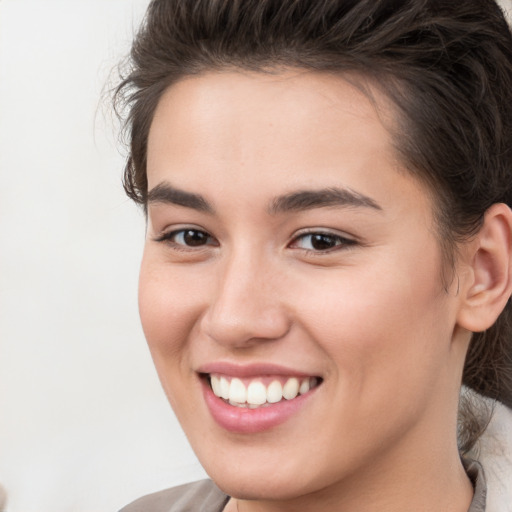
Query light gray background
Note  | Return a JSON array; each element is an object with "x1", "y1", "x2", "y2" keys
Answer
[
  {"x1": 0, "y1": 1, "x2": 511, "y2": 512},
  {"x1": 0, "y1": 2, "x2": 206, "y2": 512}
]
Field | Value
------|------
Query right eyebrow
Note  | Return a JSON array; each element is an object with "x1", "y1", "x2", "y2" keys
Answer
[{"x1": 147, "y1": 182, "x2": 214, "y2": 214}]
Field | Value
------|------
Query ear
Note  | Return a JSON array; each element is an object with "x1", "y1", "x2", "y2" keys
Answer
[{"x1": 457, "y1": 203, "x2": 512, "y2": 332}]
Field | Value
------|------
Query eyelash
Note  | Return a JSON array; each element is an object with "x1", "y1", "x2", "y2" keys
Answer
[
  {"x1": 154, "y1": 228, "x2": 218, "y2": 251},
  {"x1": 154, "y1": 227, "x2": 357, "y2": 254},
  {"x1": 289, "y1": 231, "x2": 358, "y2": 254}
]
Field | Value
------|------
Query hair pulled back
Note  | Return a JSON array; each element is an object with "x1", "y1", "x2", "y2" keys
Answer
[{"x1": 114, "y1": 0, "x2": 512, "y2": 450}]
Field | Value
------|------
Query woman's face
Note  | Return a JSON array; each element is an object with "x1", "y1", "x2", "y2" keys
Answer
[{"x1": 140, "y1": 70, "x2": 468, "y2": 501}]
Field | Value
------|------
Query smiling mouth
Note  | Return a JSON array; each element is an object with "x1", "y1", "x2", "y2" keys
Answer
[{"x1": 205, "y1": 374, "x2": 322, "y2": 409}]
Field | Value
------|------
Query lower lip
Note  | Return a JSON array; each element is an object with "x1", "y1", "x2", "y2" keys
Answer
[{"x1": 201, "y1": 378, "x2": 318, "y2": 434}]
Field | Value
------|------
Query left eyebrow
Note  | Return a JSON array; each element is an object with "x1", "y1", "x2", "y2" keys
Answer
[{"x1": 268, "y1": 187, "x2": 382, "y2": 214}]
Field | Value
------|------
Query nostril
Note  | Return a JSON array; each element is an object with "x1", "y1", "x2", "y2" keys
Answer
[{"x1": 200, "y1": 303, "x2": 291, "y2": 348}]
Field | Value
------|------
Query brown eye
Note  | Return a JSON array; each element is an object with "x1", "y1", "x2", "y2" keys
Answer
[
  {"x1": 156, "y1": 228, "x2": 217, "y2": 248},
  {"x1": 309, "y1": 234, "x2": 339, "y2": 250},
  {"x1": 180, "y1": 229, "x2": 210, "y2": 246},
  {"x1": 291, "y1": 232, "x2": 356, "y2": 252}
]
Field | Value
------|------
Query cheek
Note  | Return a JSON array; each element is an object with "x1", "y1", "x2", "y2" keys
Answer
[
  {"x1": 138, "y1": 254, "x2": 206, "y2": 362},
  {"x1": 138, "y1": 254, "x2": 213, "y2": 417},
  {"x1": 293, "y1": 248, "x2": 452, "y2": 402}
]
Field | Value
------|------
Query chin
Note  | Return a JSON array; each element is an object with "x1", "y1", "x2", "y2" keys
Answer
[
  {"x1": 193, "y1": 435, "x2": 341, "y2": 502},
  {"x1": 206, "y1": 465, "x2": 314, "y2": 502}
]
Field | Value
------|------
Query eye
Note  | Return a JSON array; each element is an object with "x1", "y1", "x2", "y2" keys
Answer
[
  {"x1": 155, "y1": 228, "x2": 218, "y2": 248},
  {"x1": 290, "y1": 232, "x2": 356, "y2": 252}
]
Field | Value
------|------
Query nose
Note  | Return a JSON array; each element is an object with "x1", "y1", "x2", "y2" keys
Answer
[{"x1": 200, "y1": 252, "x2": 291, "y2": 348}]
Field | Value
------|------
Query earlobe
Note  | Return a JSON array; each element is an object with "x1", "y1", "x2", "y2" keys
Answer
[{"x1": 457, "y1": 203, "x2": 512, "y2": 333}]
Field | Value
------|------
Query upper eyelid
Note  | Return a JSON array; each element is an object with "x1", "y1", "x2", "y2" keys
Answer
[
  {"x1": 153, "y1": 224, "x2": 211, "y2": 238},
  {"x1": 291, "y1": 228, "x2": 357, "y2": 242},
  {"x1": 288, "y1": 230, "x2": 359, "y2": 253},
  {"x1": 153, "y1": 230, "x2": 220, "y2": 256}
]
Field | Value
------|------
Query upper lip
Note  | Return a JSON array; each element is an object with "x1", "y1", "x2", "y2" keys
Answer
[{"x1": 197, "y1": 361, "x2": 318, "y2": 378}]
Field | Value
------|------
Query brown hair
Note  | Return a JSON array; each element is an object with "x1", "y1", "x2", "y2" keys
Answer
[{"x1": 114, "y1": 0, "x2": 512, "y2": 451}]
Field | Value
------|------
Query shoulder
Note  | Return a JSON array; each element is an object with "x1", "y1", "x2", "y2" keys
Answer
[
  {"x1": 467, "y1": 394, "x2": 512, "y2": 512},
  {"x1": 119, "y1": 480, "x2": 229, "y2": 512}
]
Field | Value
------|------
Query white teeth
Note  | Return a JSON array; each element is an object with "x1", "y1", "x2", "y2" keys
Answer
[
  {"x1": 247, "y1": 381, "x2": 267, "y2": 405},
  {"x1": 210, "y1": 375, "x2": 319, "y2": 407},
  {"x1": 210, "y1": 375, "x2": 221, "y2": 396},
  {"x1": 229, "y1": 378, "x2": 247, "y2": 403},
  {"x1": 219, "y1": 376, "x2": 230, "y2": 400},
  {"x1": 267, "y1": 380, "x2": 283, "y2": 403},
  {"x1": 282, "y1": 377, "x2": 300, "y2": 400},
  {"x1": 299, "y1": 378, "x2": 311, "y2": 395},
  {"x1": 229, "y1": 399, "x2": 246, "y2": 408}
]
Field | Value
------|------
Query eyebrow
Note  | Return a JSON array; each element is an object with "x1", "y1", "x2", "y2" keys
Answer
[
  {"x1": 268, "y1": 187, "x2": 382, "y2": 214},
  {"x1": 146, "y1": 182, "x2": 381, "y2": 215},
  {"x1": 147, "y1": 182, "x2": 214, "y2": 214}
]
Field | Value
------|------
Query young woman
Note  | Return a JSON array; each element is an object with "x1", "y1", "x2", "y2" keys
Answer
[{"x1": 115, "y1": 1, "x2": 512, "y2": 510}]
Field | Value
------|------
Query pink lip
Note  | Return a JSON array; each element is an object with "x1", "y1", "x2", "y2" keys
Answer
[
  {"x1": 198, "y1": 362, "x2": 321, "y2": 434},
  {"x1": 197, "y1": 361, "x2": 314, "y2": 379}
]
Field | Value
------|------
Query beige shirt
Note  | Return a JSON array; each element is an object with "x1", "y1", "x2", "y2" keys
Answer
[{"x1": 119, "y1": 460, "x2": 486, "y2": 512}]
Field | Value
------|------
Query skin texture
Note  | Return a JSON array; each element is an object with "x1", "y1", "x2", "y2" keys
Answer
[{"x1": 138, "y1": 70, "x2": 503, "y2": 512}]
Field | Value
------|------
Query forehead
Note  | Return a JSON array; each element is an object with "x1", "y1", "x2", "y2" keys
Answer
[
  {"x1": 146, "y1": 69, "x2": 427, "y2": 215},
  {"x1": 149, "y1": 70, "x2": 395, "y2": 157}
]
